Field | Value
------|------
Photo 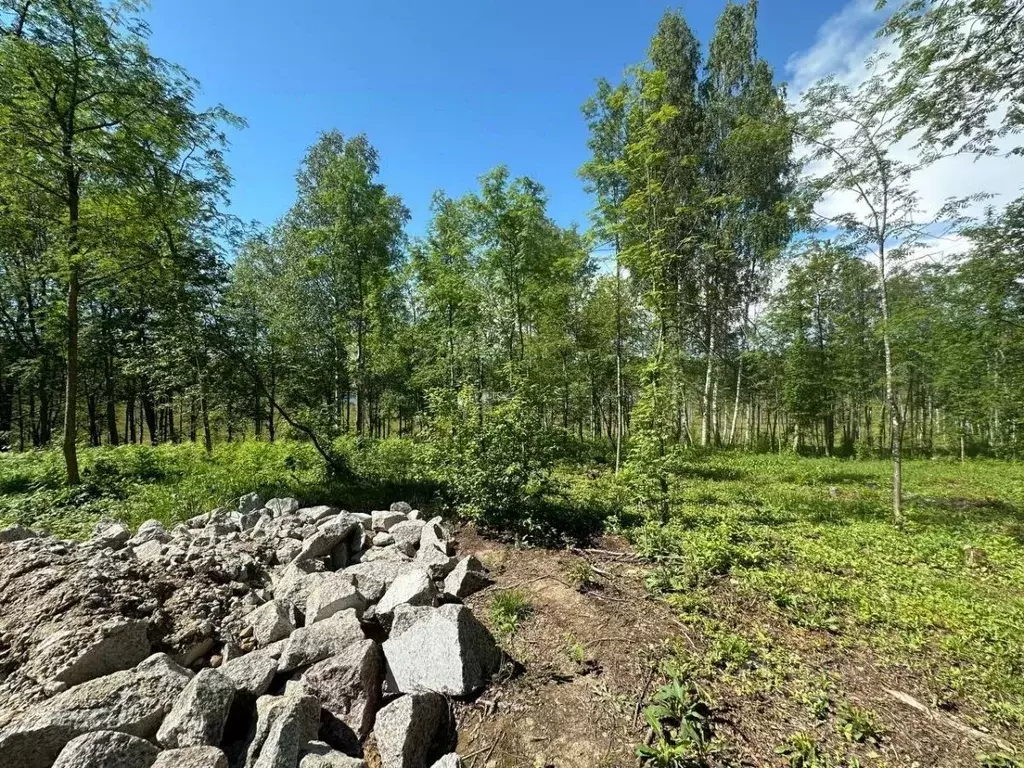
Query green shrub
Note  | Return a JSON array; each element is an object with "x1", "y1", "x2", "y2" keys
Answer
[{"x1": 422, "y1": 387, "x2": 555, "y2": 530}]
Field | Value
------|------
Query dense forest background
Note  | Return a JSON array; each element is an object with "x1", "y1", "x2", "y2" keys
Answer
[{"x1": 1, "y1": 0, "x2": 1022, "y2": 523}]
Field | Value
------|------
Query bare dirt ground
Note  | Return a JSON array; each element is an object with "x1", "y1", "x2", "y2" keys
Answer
[{"x1": 449, "y1": 526, "x2": 1013, "y2": 768}]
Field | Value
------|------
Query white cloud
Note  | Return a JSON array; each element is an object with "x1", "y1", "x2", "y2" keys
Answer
[
  {"x1": 786, "y1": 0, "x2": 1023, "y2": 257},
  {"x1": 786, "y1": 0, "x2": 883, "y2": 95}
]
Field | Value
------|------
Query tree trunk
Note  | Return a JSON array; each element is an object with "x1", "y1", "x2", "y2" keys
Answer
[
  {"x1": 878, "y1": 242, "x2": 903, "y2": 526},
  {"x1": 62, "y1": 268, "x2": 81, "y2": 485},
  {"x1": 702, "y1": 326, "x2": 716, "y2": 447}
]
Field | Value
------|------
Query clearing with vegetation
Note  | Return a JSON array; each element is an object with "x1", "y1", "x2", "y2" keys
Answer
[{"x1": 2, "y1": 0, "x2": 1024, "y2": 766}]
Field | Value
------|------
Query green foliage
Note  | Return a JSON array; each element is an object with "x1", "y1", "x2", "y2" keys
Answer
[
  {"x1": 834, "y1": 702, "x2": 881, "y2": 744},
  {"x1": 776, "y1": 733, "x2": 827, "y2": 768},
  {"x1": 595, "y1": 453, "x2": 1024, "y2": 731},
  {"x1": 0, "y1": 440, "x2": 437, "y2": 537},
  {"x1": 422, "y1": 387, "x2": 554, "y2": 533},
  {"x1": 636, "y1": 678, "x2": 715, "y2": 767},
  {"x1": 489, "y1": 589, "x2": 533, "y2": 637}
]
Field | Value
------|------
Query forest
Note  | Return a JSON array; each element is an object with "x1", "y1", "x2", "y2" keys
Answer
[
  {"x1": 2, "y1": 1, "x2": 1024, "y2": 764},
  {"x1": 1, "y1": 0, "x2": 1021, "y2": 504}
]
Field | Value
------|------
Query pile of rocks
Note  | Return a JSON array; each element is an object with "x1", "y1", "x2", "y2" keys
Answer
[{"x1": 0, "y1": 495, "x2": 499, "y2": 768}]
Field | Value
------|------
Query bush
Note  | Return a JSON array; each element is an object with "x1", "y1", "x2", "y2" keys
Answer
[{"x1": 422, "y1": 387, "x2": 555, "y2": 530}]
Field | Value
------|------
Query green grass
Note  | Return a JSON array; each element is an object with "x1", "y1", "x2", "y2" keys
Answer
[
  {"x1": 0, "y1": 439, "x2": 438, "y2": 539},
  {"x1": 489, "y1": 588, "x2": 533, "y2": 637},
  {"x1": 600, "y1": 453, "x2": 1024, "y2": 748}
]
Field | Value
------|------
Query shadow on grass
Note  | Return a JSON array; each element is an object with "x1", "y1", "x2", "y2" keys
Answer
[
  {"x1": 278, "y1": 478, "x2": 444, "y2": 517},
  {"x1": 816, "y1": 470, "x2": 878, "y2": 486},
  {"x1": 676, "y1": 464, "x2": 747, "y2": 482},
  {"x1": 909, "y1": 496, "x2": 1022, "y2": 528}
]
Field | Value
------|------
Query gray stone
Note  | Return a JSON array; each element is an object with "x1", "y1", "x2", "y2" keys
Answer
[
  {"x1": 52, "y1": 730, "x2": 159, "y2": 768},
  {"x1": 351, "y1": 512, "x2": 373, "y2": 530},
  {"x1": 239, "y1": 493, "x2": 264, "y2": 514},
  {"x1": 134, "y1": 539, "x2": 164, "y2": 562},
  {"x1": 390, "y1": 502, "x2": 413, "y2": 515},
  {"x1": 382, "y1": 604, "x2": 500, "y2": 697},
  {"x1": 376, "y1": 569, "x2": 436, "y2": 618},
  {"x1": 295, "y1": 517, "x2": 362, "y2": 565},
  {"x1": 300, "y1": 640, "x2": 382, "y2": 752},
  {"x1": 0, "y1": 653, "x2": 192, "y2": 768},
  {"x1": 133, "y1": 519, "x2": 170, "y2": 545},
  {"x1": 219, "y1": 647, "x2": 281, "y2": 698},
  {"x1": 373, "y1": 532, "x2": 395, "y2": 547},
  {"x1": 274, "y1": 562, "x2": 338, "y2": 613},
  {"x1": 245, "y1": 600, "x2": 296, "y2": 646},
  {"x1": 389, "y1": 605, "x2": 436, "y2": 640},
  {"x1": 278, "y1": 610, "x2": 366, "y2": 673},
  {"x1": 340, "y1": 562, "x2": 394, "y2": 604},
  {"x1": 245, "y1": 691, "x2": 320, "y2": 768},
  {"x1": 306, "y1": 575, "x2": 367, "y2": 623},
  {"x1": 157, "y1": 668, "x2": 235, "y2": 748},
  {"x1": 442, "y1": 556, "x2": 492, "y2": 600},
  {"x1": 91, "y1": 520, "x2": 131, "y2": 549},
  {"x1": 419, "y1": 518, "x2": 451, "y2": 556},
  {"x1": 389, "y1": 520, "x2": 425, "y2": 557},
  {"x1": 300, "y1": 741, "x2": 366, "y2": 767},
  {"x1": 266, "y1": 498, "x2": 301, "y2": 517},
  {"x1": 298, "y1": 505, "x2": 340, "y2": 523},
  {"x1": 430, "y1": 755, "x2": 462, "y2": 768},
  {"x1": 25, "y1": 618, "x2": 150, "y2": 690},
  {"x1": 416, "y1": 545, "x2": 457, "y2": 580},
  {"x1": 0, "y1": 524, "x2": 37, "y2": 543},
  {"x1": 152, "y1": 746, "x2": 229, "y2": 768},
  {"x1": 361, "y1": 545, "x2": 411, "y2": 564},
  {"x1": 372, "y1": 510, "x2": 406, "y2": 533},
  {"x1": 373, "y1": 693, "x2": 448, "y2": 768},
  {"x1": 276, "y1": 539, "x2": 303, "y2": 564}
]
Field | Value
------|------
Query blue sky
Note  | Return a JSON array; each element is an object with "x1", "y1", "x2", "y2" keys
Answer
[{"x1": 145, "y1": 0, "x2": 849, "y2": 239}]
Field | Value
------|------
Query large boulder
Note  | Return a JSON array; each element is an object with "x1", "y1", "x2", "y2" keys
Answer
[
  {"x1": 274, "y1": 563, "x2": 339, "y2": 613},
  {"x1": 245, "y1": 600, "x2": 296, "y2": 647},
  {"x1": 300, "y1": 640, "x2": 382, "y2": 752},
  {"x1": 152, "y1": 746, "x2": 229, "y2": 768},
  {"x1": 51, "y1": 730, "x2": 159, "y2": 768},
  {"x1": 376, "y1": 570, "x2": 436, "y2": 618},
  {"x1": 388, "y1": 521, "x2": 425, "y2": 557},
  {"x1": 372, "y1": 510, "x2": 406, "y2": 532},
  {"x1": 294, "y1": 516, "x2": 363, "y2": 566},
  {"x1": 24, "y1": 618, "x2": 150, "y2": 691},
  {"x1": 239, "y1": 493, "x2": 264, "y2": 514},
  {"x1": 220, "y1": 647, "x2": 281, "y2": 698},
  {"x1": 306, "y1": 576, "x2": 367, "y2": 623},
  {"x1": 266, "y1": 498, "x2": 301, "y2": 517},
  {"x1": 157, "y1": 668, "x2": 236, "y2": 749},
  {"x1": 415, "y1": 545, "x2": 456, "y2": 580},
  {"x1": 382, "y1": 604, "x2": 500, "y2": 697},
  {"x1": 244, "y1": 691, "x2": 320, "y2": 768},
  {"x1": 90, "y1": 520, "x2": 131, "y2": 550},
  {"x1": 389, "y1": 605, "x2": 435, "y2": 639},
  {"x1": 373, "y1": 693, "x2": 449, "y2": 768},
  {"x1": 419, "y1": 519, "x2": 450, "y2": 556},
  {"x1": 442, "y1": 557, "x2": 492, "y2": 601},
  {"x1": 0, "y1": 653, "x2": 192, "y2": 768},
  {"x1": 278, "y1": 610, "x2": 366, "y2": 673}
]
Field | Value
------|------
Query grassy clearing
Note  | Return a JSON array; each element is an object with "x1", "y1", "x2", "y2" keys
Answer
[
  {"x1": 3, "y1": 443, "x2": 1022, "y2": 762},
  {"x1": 0, "y1": 439, "x2": 437, "y2": 538},
  {"x1": 603, "y1": 454, "x2": 1024, "y2": 764}
]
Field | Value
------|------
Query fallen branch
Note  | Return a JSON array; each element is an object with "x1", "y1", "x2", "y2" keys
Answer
[{"x1": 883, "y1": 688, "x2": 1015, "y2": 752}]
